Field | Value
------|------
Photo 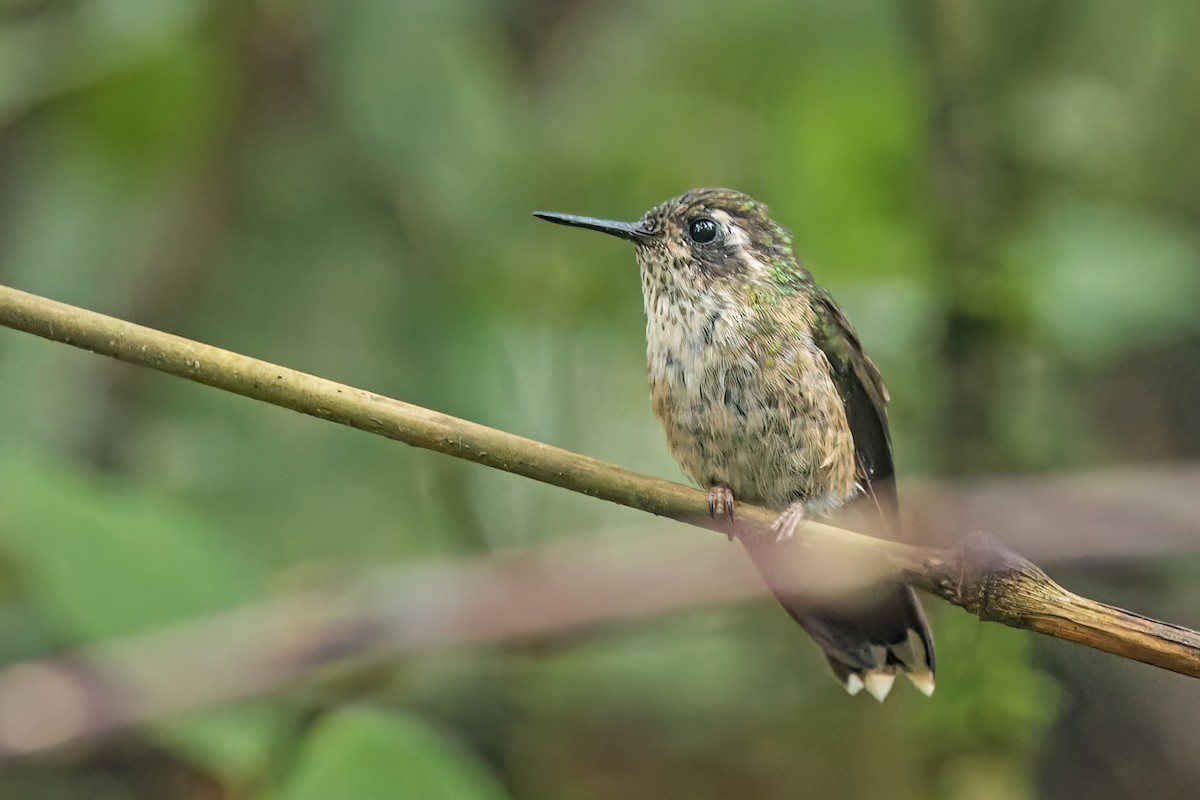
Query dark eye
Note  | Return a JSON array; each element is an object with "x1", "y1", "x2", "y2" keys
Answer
[{"x1": 687, "y1": 217, "x2": 718, "y2": 244}]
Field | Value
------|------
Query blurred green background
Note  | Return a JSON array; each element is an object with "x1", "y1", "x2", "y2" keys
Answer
[{"x1": 1, "y1": 1, "x2": 1199, "y2": 798}]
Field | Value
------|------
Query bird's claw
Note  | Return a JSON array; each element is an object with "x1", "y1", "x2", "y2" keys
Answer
[
  {"x1": 707, "y1": 485, "x2": 736, "y2": 541},
  {"x1": 770, "y1": 501, "x2": 807, "y2": 543}
]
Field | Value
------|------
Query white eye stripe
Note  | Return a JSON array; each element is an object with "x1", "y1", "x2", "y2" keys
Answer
[
  {"x1": 705, "y1": 209, "x2": 767, "y2": 275},
  {"x1": 709, "y1": 209, "x2": 751, "y2": 248}
]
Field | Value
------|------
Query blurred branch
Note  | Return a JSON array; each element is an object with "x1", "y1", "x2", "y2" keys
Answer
[
  {"x1": 905, "y1": 465, "x2": 1200, "y2": 563},
  {"x1": 0, "y1": 532, "x2": 765, "y2": 756},
  {"x1": 0, "y1": 523, "x2": 1194, "y2": 758},
  {"x1": 1, "y1": 282, "x2": 1199, "y2": 753}
]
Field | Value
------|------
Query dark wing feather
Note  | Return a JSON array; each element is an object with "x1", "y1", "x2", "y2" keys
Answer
[
  {"x1": 811, "y1": 292, "x2": 899, "y2": 535},
  {"x1": 768, "y1": 290, "x2": 937, "y2": 691},
  {"x1": 742, "y1": 288, "x2": 936, "y2": 693}
]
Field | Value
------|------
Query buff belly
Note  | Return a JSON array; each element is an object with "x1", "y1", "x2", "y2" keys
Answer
[{"x1": 646, "y1": 330, "x2": 859, "y2": 513}]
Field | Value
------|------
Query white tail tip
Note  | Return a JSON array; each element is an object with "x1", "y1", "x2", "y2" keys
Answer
[
  {"x1": 863, "y1": 671, "x2": 896, "y2": 703},
  {"x1": 844, "y1": 673, "x2": 865, "y2": 696},
  {"x1": 906, "y1": 670, "x2": 936, "y2": 697}
]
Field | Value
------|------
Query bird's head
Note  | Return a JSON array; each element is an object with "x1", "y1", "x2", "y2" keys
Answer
[{"x1": 535, "y1": 188, "x2": 812, "y2": 298}]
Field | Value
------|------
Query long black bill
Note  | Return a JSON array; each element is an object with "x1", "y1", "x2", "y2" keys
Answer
[{"x1": 532, "y1": 211, "x2": 650, "y2": 242}]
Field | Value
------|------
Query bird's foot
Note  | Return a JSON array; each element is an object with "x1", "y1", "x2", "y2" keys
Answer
[
  {"x1": 707, "y1": 485, "x2": 736, "y2": 541},
  {"x1": 770, "y1": 500, "x2": 807, "y2": 543}
]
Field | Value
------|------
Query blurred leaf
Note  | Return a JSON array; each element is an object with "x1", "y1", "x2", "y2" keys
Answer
[
  {"x1": 61, "y1": 38, "x2": 228, "y2": 169},
  {"x1": 0, "y1": 454, "x2": 285, "y2": 781},
  {"x1": 0, "y1": 455, "x2": 259, "y2": 642},
  {"x1": 159, "y1": 703, "x2": 295, "y2": 786},
  {"x1": 0, "y1": 0, "x2": 207, "y2": 120},
  {"x1": 1006, "y1": 76, "x2": 1141, "y2": 179},
  {"x1": 278, "y1": 708, "x2": 509, "y2": 800},
  {"x1": 913, "y1": 609, "x2": 1058, "y2": 753},
  {"x1": 325, "y1": 1, "x2": 518, "y2": 215},
  {"x1": 1009, "y1": 198, "x2": 1200, "y2": 362}
]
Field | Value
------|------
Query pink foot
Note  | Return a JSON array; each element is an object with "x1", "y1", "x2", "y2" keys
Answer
[
  {"x1": 707, "y1": 485, "x2": 736, "y2": 541},
  {"x1": 770, "y1": 500, "x2": 807, "y2": 543}
]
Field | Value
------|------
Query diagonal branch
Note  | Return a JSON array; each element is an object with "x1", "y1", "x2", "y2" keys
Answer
[{"x1": 1, "y1": 282, "x2": 1198, "y2": 682}]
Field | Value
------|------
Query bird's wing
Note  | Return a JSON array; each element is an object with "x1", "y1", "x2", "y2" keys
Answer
[
  {"x1": 811, "y1": 291, "x2": 899, "y2": 535},
  {"x1": 747, "y1": 288, "x2": 935, "y2": 694}
]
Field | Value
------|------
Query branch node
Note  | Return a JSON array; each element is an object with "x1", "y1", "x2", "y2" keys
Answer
[{"x1": 955, "y1": 531, "x2": 1048, "y2": 622}]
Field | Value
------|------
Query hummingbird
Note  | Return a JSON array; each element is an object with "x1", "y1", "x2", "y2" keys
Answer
[{"x1": 534, "y1": 188, "x2": 934, "y2": 701}]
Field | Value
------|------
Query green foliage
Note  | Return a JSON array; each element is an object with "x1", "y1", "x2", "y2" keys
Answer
[
  {"x1": 914, "y1": 612, "x2": 1059, "y2": 751},
  {"x1": 277, "y1": 709, "x2": 509, "y2": 800},
  {"x1": 0, "y1": 455, "x2": 289, "y2": 779},
  {"x1": 0, "y1": 455, "x2": 259, "y2": 642},
  {"x1": 2, "y1": 0, "x2": 1198, "y2": 797},
  {"x1": 1010, "y1": 198, "x2": 1200, "y2": 362}
]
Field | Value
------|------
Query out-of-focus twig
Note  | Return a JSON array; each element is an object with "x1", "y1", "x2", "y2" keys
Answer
[
  {"x1": 0, "y1": 520, "x2": 1193, "y2": 759},
  {"x1": 904, "y1": 465, "x2": 1200, "y2": 562},
  {"x1": 1, "y1": 282, "x2": 1199, "y2": 754},
  {"x1": 0, "y1": 532, "x2": 765, "y2": 756}
]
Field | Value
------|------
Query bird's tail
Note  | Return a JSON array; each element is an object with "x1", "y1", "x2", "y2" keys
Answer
[
  {"x1": 802, "y1": 583, "x2": 934, "y2": 700},
  {"x1": 744, "y1": 544, "x2": 935, "y2": 701}
]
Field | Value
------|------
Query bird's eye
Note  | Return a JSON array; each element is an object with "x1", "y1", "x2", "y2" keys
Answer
[{"x1": 687, "y1": 217, "x2": 719, "y2": 244}]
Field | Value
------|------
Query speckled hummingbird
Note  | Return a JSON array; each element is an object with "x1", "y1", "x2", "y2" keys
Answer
[{"x1": 534, "y1": 188, "x2": 934, "y2": 700}]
